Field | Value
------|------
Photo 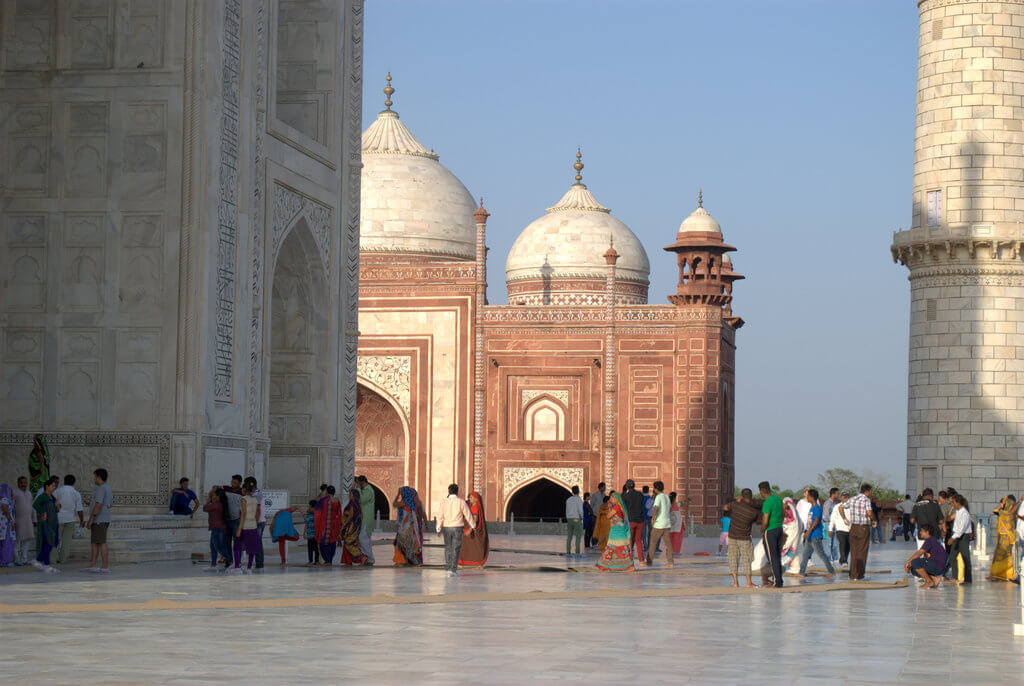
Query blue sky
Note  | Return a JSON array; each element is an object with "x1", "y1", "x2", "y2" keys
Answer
[{"x1": 362, "y1": 0, "x2": 919, "y2": 490}]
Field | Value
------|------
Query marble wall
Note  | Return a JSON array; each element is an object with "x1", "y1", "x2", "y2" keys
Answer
[{"x1": 0, "y1": 0, "x2": 364, "y2": 511}]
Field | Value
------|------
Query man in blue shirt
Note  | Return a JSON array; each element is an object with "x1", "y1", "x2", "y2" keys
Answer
[
  {"x1": 795, "y1": 488, "x2": 835, "y2": 578},
  {"x1": 169, "y1": 477, "x2": 199, "y2": 516},
  {"x1": 641, "y1": 486, "x2": 654, "y2": 556}
]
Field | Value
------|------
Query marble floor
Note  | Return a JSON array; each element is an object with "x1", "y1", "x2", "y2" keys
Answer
[{"x1": 1, "y1": 534, "x2": 1022, "y2": 684}]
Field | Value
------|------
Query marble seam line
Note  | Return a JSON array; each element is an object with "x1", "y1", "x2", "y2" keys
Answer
[{"x1": 0, "y1": 580, "x2": 907, "y2": 615}]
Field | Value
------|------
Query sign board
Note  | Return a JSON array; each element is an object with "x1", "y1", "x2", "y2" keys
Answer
[{"x1": 261, "y1": 490, "x2": 289, "y2": 518}]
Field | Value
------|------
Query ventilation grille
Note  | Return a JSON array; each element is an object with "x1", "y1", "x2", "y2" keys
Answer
[
  {"x1": 933, "y1": 18, "x2": 943, "y2": 40},
  {"x1": 926, "y1": 299, "x2": 937, "y2": 321}
]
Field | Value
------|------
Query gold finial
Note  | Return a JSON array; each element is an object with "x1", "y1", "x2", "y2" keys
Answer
[
  {"x1": 573, "y1": 146, "x2": 584, "y2": 184},
  {"x1": 383, "y1": 72, "x2": 394, "y2": 110},
  {"x1": 479, "y1": 197, "x2": 485, "y2": 209},
  {"x1": 609, "y1": 233, "x2": 614, "y2": 248},
  {"x1": 698, "y1": 188, "x2": 703, "y2": 208}
]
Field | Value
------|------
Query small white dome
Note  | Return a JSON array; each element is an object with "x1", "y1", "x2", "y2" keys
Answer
[
  {"x1": 360, "y1": 102, "x2": 476, "y2": 259},
  {"x1": 506, "y1": 180, "x2": 650, "y2": 285},
  {"x1": 678, "y1": 205, "x2": 721, "y2": 234}
]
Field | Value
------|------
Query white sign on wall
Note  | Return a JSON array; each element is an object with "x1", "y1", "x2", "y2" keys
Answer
[{"x1": 261, "y1": 490, "x2": 289, "y2": 518}]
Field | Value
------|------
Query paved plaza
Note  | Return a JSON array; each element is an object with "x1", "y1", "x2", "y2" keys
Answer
[{"x1": 1, "y1": 535, "x2": 1022, "y2": 684}]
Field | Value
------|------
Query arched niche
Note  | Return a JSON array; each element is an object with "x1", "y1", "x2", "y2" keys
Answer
[{"x1": 505, "y1": 477, "x2": 572, "y2": 522}]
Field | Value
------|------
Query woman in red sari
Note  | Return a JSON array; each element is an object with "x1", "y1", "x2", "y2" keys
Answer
[
  {"x1": 314, "y1": 486, "x2": 342, "y2": 565},
  {"x1": 458, "y1": 491, "x2": 489, "y2": 568},
  {"x1": 669, "y1": 491, "x2": 684, "y2": 555},
  {"x1": 339, "y1": 487, "x2": 369, "y2": 566}
]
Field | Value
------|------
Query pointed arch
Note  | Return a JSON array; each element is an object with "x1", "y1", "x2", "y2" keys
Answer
[{"x1": 522, "y1": 394, "x2": 567, "y2": 441}]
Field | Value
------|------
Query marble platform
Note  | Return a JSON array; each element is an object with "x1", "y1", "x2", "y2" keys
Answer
[{"x1": 1, "y1": 535, "x2": 1022, "y2": 684}]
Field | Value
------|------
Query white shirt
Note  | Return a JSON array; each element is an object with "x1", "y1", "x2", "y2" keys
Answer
[
  {"x1": 951, "y1": 507, "x2": 971, "y2": 540},
  {"x1": 435, "y1": 494, "x2": 475, "y2": 533},
  {"x1": 795, "y1": 499, "x2": 812, "y2": 527},
  {"x1": 53, "y1": 485, "x2": 83, "y2": 525},
  {"x1": 829, "y1": 502, "x2": 850, "y2": 533},
  {"x1": 899, "y1": 499, "x2": 914, "y2": 515},
  {"x1": 565, "y1": 494, "x2": 584, "y2": 521}
]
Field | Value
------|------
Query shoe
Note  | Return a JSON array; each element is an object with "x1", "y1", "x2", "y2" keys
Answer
[
  {"x1": 242, "y1": 568, "x2": 252, "y2": 575},
  {"x1": 31, "y1": 560, "x2": 43, "y2": 570},
  {"x1": 95, "y1": 568, "x2": 111, "y2": 574},
  {"x1": 79, "y1": 566, "x2": 98, "y2": 573},
  {"x1": 43, "y1": 566, "x2": 60, "y2": 574},
  {"x1": 228, "y1": 568, "x2": 242, "y2": 575},
  {"x1": 202, "y1": 566, "x2": 219, "y2": 573},
  {"x1": 445, "y1": 571, "x2": 455, "y2": 578}
]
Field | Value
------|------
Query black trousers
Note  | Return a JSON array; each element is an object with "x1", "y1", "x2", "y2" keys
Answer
[
  {"x1": 584, "y1": 523, "x2": 595, "y2": 548},
  {"x1": 762, "y1": 527, "x2": 784, "y2": 587},
  {"x1": 836, "y1": 531, "x2": 850, "y2": 565},
  {"x1": 307, "y1": 538, "x2": 320, "y2": 564},
  {"x1": 903, "y1": 514, "x2": 913, "y2": 541},
  {"x1": 951, "y1": 536, "x2": 972, "y2": 583}
]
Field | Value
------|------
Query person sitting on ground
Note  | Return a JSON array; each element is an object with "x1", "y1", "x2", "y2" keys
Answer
[
  {"x1": 169, "y1": 477, "x2": 199, "y2": 516},
  {"x1": 904, "y1": 523, "x2": 946, "y2": 589}
]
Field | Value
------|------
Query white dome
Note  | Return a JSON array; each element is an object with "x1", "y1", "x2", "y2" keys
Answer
[
  {"x1": 678, "y1": 204, "x2": 721, "y2": 234},
  {"x1": 360, "y1": 108, "x2": 476, "y2": 259},
  {"x1": 505, "y1": 181, "x2": 650, "y2": 285}
]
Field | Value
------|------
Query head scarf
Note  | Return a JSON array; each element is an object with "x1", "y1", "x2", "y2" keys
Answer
[
  {"x1": 468, "y1": 491, "x2": 486, "y2": 522},
  {"x1": 610, "y1": 491, "x2": 628, "y2": 520},
  {"x1": 0, "y1": 483, "x2": 12, "y2": 512},
  {"x1": 399, "y1": 486, "x2": 417, "y2": 512}
]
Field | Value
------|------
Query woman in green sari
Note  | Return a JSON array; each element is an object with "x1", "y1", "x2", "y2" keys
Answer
[
  {"x1": 596, "y1": 491, "x2": 635, "y2": 572},
  {"x1": 32, "y1": 477, "x2": 60, "y2": 573},
  {"x1": 28, "y1": 434, "x2": 50, "y2": 494},
  {"x1": 989, "y1": 494, "x2": 1019, "y2": 582}
]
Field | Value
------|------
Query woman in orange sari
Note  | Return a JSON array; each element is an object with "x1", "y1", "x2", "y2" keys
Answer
[
  {"x1": 392, "y1": 486, "x2": 426, "y2": 566},
  {"x1": 458, "y1": 491, "x2": 489, "y2": 568},
  {"x1": 596, "y1": 491, "x2": 635, "y2": 571},
  {"x1": 314, "y1": 486, "x2": 342, "y2": 565},
  {"x1": 594, "y1": 495, "x2": 611, "y2": 550}
]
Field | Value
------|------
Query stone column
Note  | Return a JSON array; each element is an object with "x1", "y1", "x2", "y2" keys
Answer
[
  {"x1": 892, "y1": 0, "x2": 1024, "y2": 512},
  {"x1": 472, "y1": 199, "x2": 489, "y2": 492}
]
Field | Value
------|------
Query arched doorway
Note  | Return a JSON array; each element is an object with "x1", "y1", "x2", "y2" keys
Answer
[
  {"x1": 505, "y1": 478, "x2": 572, "y2": 522},
  {"x1": 355, "y1": 383, "x2": 407, "y2": 513},
  {"x1": 266, "y1": 219, "x2": 329, "y2": 502}
]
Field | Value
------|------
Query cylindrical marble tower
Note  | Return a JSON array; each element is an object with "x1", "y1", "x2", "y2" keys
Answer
[{"x1": 892, "y1": 0, "x2": 1024, "y2": 513}]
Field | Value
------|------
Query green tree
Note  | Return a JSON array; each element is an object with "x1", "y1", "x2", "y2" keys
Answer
[{"x1": 816, "y1": 468, "x2": 861, "y2": 494}]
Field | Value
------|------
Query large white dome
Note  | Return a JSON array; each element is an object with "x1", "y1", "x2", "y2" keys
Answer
[
  {"x1": 359, "y1": 102, "x2": 476, "y2": 259},
  {"x1": 505, "y1": 180, "x2": 650, "y2": 286}
]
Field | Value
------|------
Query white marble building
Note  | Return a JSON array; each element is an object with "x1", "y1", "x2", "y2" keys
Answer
[{"x1": 0, "y1": 0, "x2": 364, "y2": 512}]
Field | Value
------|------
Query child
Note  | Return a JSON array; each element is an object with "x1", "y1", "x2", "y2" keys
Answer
[
  {"x1": 718, "y1": 510, "x2": 730, "y2": 556},
  {"x1": 232, "y1": 481, "x2": 261, "y2": 574},
  {"x1": 304, "y1": 500, "x2": 319, "y2": 566}
]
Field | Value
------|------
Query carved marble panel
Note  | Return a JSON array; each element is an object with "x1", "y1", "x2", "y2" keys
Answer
[
  {"x1": 0, "y1": 432, "x2": 170, "y2": 506},
  {"x1": 356, "y1": 355, "x2": 411, "y2": 418},
  {"x1": 5, "y1": 214, "x2": 46, "y2": 245},
  {"x1": 117, "y1": 328, "x2": 160, "y2": 363},
  {"x1": 65, "y1": 137, "x2": 107, "y2": 196},
  {"x1": 7, "y1": 136, "x2": 49, "y2": 194},
  {"x1": 267, "y1": 454, "x2": 310, "y2": 498},
  {"x1": 5, "y1": 1, "x2": 54, "y2": 70},
  {"x1": 2, "y1": 329, "x2": 43, "y2": 362},
  {"x1": 64, "y1": 213, "x2": 105, "y2": 246},
  {"x1": 60, "y1": 247, "x2": 104, "y2": 311},
  {"x1": 58, "y1": 328, "x2": 101, "y2": 428},
  {"x1": 68, "y1": 102, "x2": 109, "y2": 134},
  {"x1": 115, "y1": 362, "x2": 158, "y2": 428},
  {"x1": 502, "y1": 467, "x2": 585, "y2": 500},
  {"x1": 120, "y1": 102, "x2": 167, "y2": 199},
  {"x1": 117, "y1": 0, "x2": 164, "y2": 68},
  {"x1": 67, "y1": 0, "x2": 114, "y2": 69},
  {"x1": 118, "y1": 214, "x2": 162, "y2": 313},
  {"x1": 0, "y1": 363, "x2": 42, "y2": 425},
  {"x1": 4, "y1": 248, "x2": 47, "y2": 311}
]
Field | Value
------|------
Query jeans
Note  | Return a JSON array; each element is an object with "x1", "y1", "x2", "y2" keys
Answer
[
  {"x1": 225, "y1": 518, "x2": 239, "y2": 559},
  {"x1": 798, "y1": 537, "x2": 835, "y2": 575},
  {"x1": 950, "y1": 536, "x2": 972, "y2": 583},
  {"x1": 871, "y1": 524, "x2": 883, "y2": 544},
  {"x1": 209, "y1": 528, "x2": 231, "y2": 567},
  {"x1": 584, "y1": 523, "x2": 595, "y2": 549},
  {"x1": 763, "y1": 527, "x2": 784, "y2": 587},
  {"x1": 642, "y1": 519, "x2": 652, "y2": 555},
  {"x1": 566, "y1": 519, "x2": 583, "y2": 554},
  {"x1": 902, "y1": 514, "x2": 913, "y2": 541},
  {"x1": 442, "y1": 526, "x2": 464, "y2": 573},
  {"x1": 254, "y1": 522, "x2": 266, "y2": 569}
]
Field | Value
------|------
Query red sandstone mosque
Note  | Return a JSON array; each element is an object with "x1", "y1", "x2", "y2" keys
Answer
[{"x1": 355, "y1": 77, "x2": 743, "y2": 525}]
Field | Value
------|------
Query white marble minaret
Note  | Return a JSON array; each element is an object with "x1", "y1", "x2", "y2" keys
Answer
[{"x1": 892, "y1": 0, "x2": 1024, "y2": 512}]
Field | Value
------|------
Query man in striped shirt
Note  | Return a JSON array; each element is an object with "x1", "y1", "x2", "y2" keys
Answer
[{"x1": 838, "y1": 483, "x2": 876, "y2": 581}]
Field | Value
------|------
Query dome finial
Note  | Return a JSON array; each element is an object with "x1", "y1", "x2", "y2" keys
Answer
[
  {"x1": 573, "y1": 146, "x2": 584, "y2": 185},
  {"x1": 698, "y1": 188, "x2": 703, "y2": 208},
  {"x1": 383, "y1": 72, "x2": 395, "y2": 110}
]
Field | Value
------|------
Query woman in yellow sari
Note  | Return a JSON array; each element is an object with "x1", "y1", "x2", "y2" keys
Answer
[
  {"x1": 594, "y1": 495, "x2": 611, "y2": 550},
  {"x1": 989, "y1": 494, "x2": 1019, "y2": 581}
]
